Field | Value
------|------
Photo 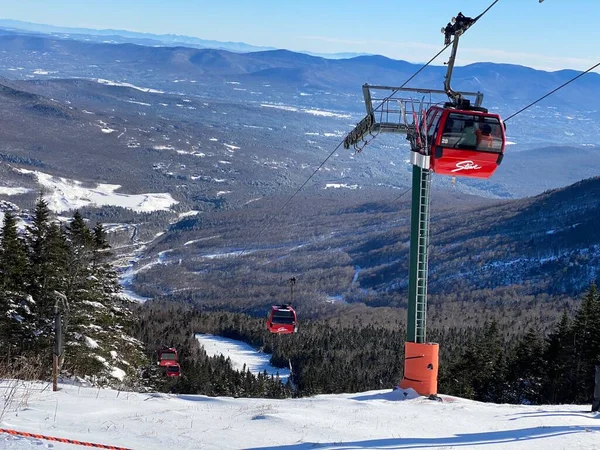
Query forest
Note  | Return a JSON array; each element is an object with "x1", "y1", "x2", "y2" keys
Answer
[
  {"x1": 0, "y1": 198, "x2": 146, "y2": 385},
  {"x1": 134, "y1": 282, "x2": 600, "y2": 405},
  {"x1": 1, "y1": 199, "x2": 598, "y2": 406}
]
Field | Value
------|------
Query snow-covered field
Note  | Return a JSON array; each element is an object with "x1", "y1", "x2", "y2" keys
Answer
[
  {"x1": 14, "y1": 168, "x2": 177, "y2": 213},
  {"x1": 1, "y1": 337, "x2": 599, "y2": 449},
  {"x1": 1, "y1": 379, "x2": 598, "y2": 450}
]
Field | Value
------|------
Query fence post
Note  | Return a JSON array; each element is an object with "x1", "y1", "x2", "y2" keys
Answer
[{"x1": 53, "y1": 306, "x2": 63, "y2": 392}]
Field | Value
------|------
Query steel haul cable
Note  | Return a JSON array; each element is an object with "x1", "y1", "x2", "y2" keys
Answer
[{"x1": 504, "y1": 60, "x2": 600, "y2": 121}]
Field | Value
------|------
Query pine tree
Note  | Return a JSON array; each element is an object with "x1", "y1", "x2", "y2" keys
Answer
[
  {"x1": 441, "y1": 321, "x2": 506, "y2": 402},
  {"x1": 542, "y1": 310, "x2": 575, "y2": 403},
  {"x1": 0, "y1": 211, "x2": 28, "y2": 292},
  {"x1": 503, "y1": 328, "x2": 545, "y2": 404},
  {"x1": 572, "y1": 283, "x2": 600, "y2": 403},
  {"x1": 26, "y1": 197, "x2": 59, "y2": 321},
  {"x1": 64, "y1": 211, "x2": 96, "y2": 319},
  {"x1": 0, "y1": 211, "x2": 33, "y2": 352}
]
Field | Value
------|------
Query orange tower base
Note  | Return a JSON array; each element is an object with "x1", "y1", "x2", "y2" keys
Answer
[{"x1": 399, "y1": 342, "x2": 439, "y2": 396}]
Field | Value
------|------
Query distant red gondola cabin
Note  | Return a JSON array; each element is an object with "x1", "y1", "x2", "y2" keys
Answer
[
  {"x1": 166, "y1": 363, "x2": 181, "y2": 377},
  {"x1": 266, "y1": 305, "x2": 297, "y2": 334},
  {"x1": 157, "y1": 347, "x2": 178, "y2": 367},
  {"x1": 422, "y1": 106, "x2": 506, "y2": 179}
]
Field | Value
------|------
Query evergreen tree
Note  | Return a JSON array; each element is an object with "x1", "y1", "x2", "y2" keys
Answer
[
  {"x1": 25, "y1": 197, "x2": 64, "y2": 323},
  {"x1": 0, "y1": 211, "x2": 29, "y2": 292},
  {"x1": 0, "y1": 211, "x2": 34, "y2": 352},
  {"x1": 503, "y1": 328, "x2": 545, "y2": 404},
  {"x1": 441, "y1": 321, "x2": 506, "y2": 402},
  {"x1": 64, "y1": 211, "x2": 96, "y2": 320},
  {"x1": 572, "y1": 283, "x2": 600, "y2": 403},
  {"x1": 542, "y1": 310, "x2": 575, "y2": 403}
]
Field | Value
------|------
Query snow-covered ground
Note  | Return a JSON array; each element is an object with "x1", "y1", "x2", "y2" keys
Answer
[
  {"x1": 1, "y1": 379, "x2": 598, "y2": 450},
  {"x1": 14, "y1": 168, "x2": 177, "y2": 213},
  {"x1": 196, "y1": 334, "x2": 290, "y2": 383}
]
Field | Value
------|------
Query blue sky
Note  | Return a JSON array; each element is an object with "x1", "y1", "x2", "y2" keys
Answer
[{"x1": 2, "y1": 0, "x2": 598, "y2": 72}]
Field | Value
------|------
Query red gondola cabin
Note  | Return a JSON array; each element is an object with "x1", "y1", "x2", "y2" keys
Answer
[
  {"x1": 157, "y1": 347, "x2": 178, "y2": 367},
  {"x1": 166, "y1": 363, "x2": 181, "y2": 377},
  {"x1": 422, "y1": 106, "x2": 506, "y2": 179},
  {"x1": 266, "y1": 305, "x2": 297, "y2": 334}
]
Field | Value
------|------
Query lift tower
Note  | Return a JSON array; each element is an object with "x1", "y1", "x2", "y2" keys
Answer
[{"x1": 343, "y1": 13, "x2": 480, "y2": 396}]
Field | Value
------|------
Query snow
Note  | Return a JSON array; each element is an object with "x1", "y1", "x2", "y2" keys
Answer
[
  {"x1": 14, "y1": 168, "x2": 178, "y2": 213},
  {"x1": 0, "y1": 187, "x2": 32, "y2": 196},
  {"x1": 125, "y1": 100, "x2": 151, "y2": 106},
  {"x1": 117, "y1": 289, "x2": 151, "y2": 303},
  {"x1": 82, "y1": 300, "x2": 106, "y2": 309},
  {"x1": 95, "y1": 78, "x2": 164, "y2": 94},
  {"x1": 178, "y1": 210, "x2": 200, "y2": 219},
  {"x1": 183, "y1": 235, "x2": 218, "y2": 246},
  {"x1": 244, "y1": 198, "x2": 262, "y2": 205},
  {"x1": 196, "y1": 334, "x2": 290, "y2": 382},
  {"x1": 111, "y1": 367, "x2": 126, "y2": 381},
  {"x1": 303, "y1": 109, "x2": 351, "y2": 119},
  {"x1": 1, "y1": 380, "x2": 598, "y2": 450},
  {"x1": 326, "y1": 294, "x2": 347, "y2": 304},
  {"x1": 84, "y1": 336, "x2": 100, "y2": 349},
  {"x1": 353, "y1": 266, "x2": 361, "y2": 284},
  {"x1": 325, "y1": 183, "x2": 359, "y2": 190},
  {"x1": 260, "y1": 103, "x2": 350, "y2": 119},
  {"x1": 200, "y1": 250, "x2": 248, "y2": 259}
]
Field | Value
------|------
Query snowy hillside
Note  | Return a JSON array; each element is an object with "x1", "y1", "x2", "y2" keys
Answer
[
  {"x1": 1, "y1": 380, "x2": 598, "y2": 450},
  {"x1": 2, "y1": 335, "x2": 599, "y2": 450}
]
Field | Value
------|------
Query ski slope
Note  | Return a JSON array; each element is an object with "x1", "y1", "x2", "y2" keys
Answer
[
  {"x1": 1, "y1": 335, "x2": 598, "y2": 449},
  {"x1": 1, "y1": 380, "x2": 598, "y2": 449},
  {"x1": 196, "y1": 333, "x2": 290, "y2": 383}
]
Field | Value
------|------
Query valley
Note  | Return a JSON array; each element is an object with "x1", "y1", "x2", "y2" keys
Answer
[{"x1": 0, "y1": 25, "x2": 598, "y2": 334}]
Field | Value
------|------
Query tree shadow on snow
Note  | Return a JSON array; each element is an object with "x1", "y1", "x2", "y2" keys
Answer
[{"x1": 245, "y1": 425, "x2": 600, "y2": 449}]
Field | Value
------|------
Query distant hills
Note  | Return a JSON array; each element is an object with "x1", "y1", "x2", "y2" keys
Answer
[
  {"x1": 0, "y1": 25, "x2": 598, "y2": 112},
  {"x1": 0, "y1": 25, "x2": 598, "y2": 160},
  {"x1": 0, "y1": 19, "x2": 370, "y2": 58},
  {"x1": 0, "y1": 21, "x2": 598, "y2": 319}
]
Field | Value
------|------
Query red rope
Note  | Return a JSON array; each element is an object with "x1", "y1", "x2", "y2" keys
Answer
[{"x1": 0, "y1": 427, "x2": 132, "y2": 449}]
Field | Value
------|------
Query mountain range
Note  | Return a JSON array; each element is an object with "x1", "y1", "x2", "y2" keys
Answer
[
  {"x1": 0, "y1": 22, "x2": 598, "y2": 327},
  {"x1": 0, "y1": 19, "x2": 370, "y2": 58}
]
